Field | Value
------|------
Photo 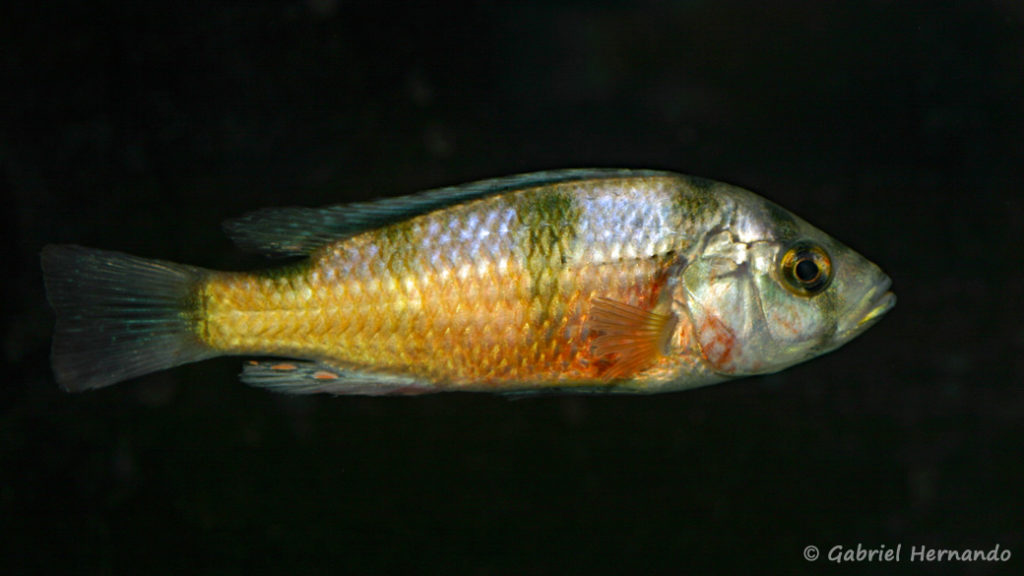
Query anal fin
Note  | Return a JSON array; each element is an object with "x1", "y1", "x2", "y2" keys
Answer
[{"x1": 240, "y1": 360, "x2": 431, "y2": 396}]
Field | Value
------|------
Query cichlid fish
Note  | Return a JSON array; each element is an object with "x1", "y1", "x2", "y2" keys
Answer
[{"x1": 42, "y1": 169, "x2": 894, "y2": 396}]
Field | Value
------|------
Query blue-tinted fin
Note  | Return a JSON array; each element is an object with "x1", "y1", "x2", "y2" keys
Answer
[
  {"x1": 498, "y1": 387, "x2": 621, "y2": 399},
  {"x1": 41, "y1": 245, "x2": 216, "y2": 391},
  {"x1": 239, "y1": 360, "x2": 432, "y2": 396},
  {"x1": 222, "y1": 168, "x2": 668, "y2": 256}
]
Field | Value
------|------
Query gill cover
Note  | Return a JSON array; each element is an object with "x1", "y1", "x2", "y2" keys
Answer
[{"x1": 681, "y1": 229, "x2": 835, "y2": 375}]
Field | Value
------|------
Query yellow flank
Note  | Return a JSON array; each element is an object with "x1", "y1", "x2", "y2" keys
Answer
[{"x1": 197, "y1": 182, "x2": 682, "y2": 390}]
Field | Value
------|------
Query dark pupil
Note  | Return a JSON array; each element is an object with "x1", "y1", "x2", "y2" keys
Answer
[{"x1": 794, "y1": 258, "x2": 819, "y2": 283}]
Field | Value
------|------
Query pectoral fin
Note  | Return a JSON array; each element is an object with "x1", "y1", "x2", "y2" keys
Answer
[{"x1": 587, "y1": 297, "x2": 677, "y2": 379}]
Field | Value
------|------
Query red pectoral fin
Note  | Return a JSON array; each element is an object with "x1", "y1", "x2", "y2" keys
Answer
[{"x1": 587, "y1": 297, "x2": 677, "y2": 379}]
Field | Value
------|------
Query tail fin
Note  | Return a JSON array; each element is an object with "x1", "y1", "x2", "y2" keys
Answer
[{"x1": 41, "y1": 245, "x2": 217, "y2": 391}]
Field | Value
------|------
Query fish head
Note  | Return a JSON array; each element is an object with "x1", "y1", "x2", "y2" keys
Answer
[{"x1": 677, "y1": 193, "x2": 895, "y2": 377}]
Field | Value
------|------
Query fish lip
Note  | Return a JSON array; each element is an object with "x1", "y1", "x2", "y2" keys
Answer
[
  {"x1": 839, "y1": 277, "x2": 896, "y2": 339},
  {"x1": 860, "y1": 289, "x2": 896, "y2": 328}
]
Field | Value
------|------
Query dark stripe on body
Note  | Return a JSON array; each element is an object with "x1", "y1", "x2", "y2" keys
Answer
[
  {"x1": 516, "y1": 184, "x2": 583, "y2": 342},
  {"x1": 674, "y1": 177, "x2": 724, "y2": 240}
]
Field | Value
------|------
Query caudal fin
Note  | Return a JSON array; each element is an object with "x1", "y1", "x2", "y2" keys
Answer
[{"x1": 41, "y1": 245, "x2": 217, "y2": 391}]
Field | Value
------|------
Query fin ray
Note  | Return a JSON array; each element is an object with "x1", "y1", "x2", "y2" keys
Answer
[
  {"x1": 587, "y1": 297, "x2": 677, "y2": 379},
  {"x1": 41, "y1": 245, "x2": 215, "y2": 391},
  {"x1": 240, "y1": 360, "x2": 431, "y2": 395}
]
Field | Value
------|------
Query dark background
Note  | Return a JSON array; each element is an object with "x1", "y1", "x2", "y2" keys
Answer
[{"x1": 3, "y1": 1, "x2": 1023, "y2": 574}]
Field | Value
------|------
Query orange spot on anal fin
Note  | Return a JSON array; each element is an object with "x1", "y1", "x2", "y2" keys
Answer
[
  {"x1": 239, "y1": 360, "x2": 429, "y2": 396},
  {"x1": 587, "y1": 297, "x2": 677, "y2": 379}
]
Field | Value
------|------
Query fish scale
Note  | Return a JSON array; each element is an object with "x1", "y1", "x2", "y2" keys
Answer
[
  {"x1": 199, "y1": 180, "x2": 685, "y2": 387},
  {"x1": 42, "y1": 169, "x2": 894, "y2": 395}
]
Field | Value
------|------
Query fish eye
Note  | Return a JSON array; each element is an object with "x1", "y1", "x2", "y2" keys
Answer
[{"x1": 779, "y1": 241, "x2": 832, "y2": 296}]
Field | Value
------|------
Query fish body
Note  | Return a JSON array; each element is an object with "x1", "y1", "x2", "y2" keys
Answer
[{"x1": 42, "y1": 169, "x2": 895, "y2": 395}]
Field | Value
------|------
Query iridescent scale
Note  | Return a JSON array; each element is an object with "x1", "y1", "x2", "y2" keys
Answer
[{"x1": 200, "y1": 175, "x2": 725, "y2": 389}]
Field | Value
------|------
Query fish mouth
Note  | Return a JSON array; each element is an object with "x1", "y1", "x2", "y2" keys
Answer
[{"x1": 838, "y1": 276, "x2": 896, "y2": 339}]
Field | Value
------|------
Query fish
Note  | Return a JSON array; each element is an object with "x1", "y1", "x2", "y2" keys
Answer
[{"x1": 41, "y1": 169, "x2": 895, "y2": 396}]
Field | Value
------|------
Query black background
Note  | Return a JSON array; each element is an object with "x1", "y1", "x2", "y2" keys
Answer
[{"x1": 3, "y1": 1, "x2": 1023, "y2": 574}]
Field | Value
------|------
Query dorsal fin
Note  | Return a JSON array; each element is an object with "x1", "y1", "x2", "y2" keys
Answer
[{"x1": 222, "y1": 168, "x2": 669, "y2": 256}]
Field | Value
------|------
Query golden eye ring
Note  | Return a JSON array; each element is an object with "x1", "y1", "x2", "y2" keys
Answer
[{"x1": 779, "y1": 241, "x2": 833, "y2": 296}]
